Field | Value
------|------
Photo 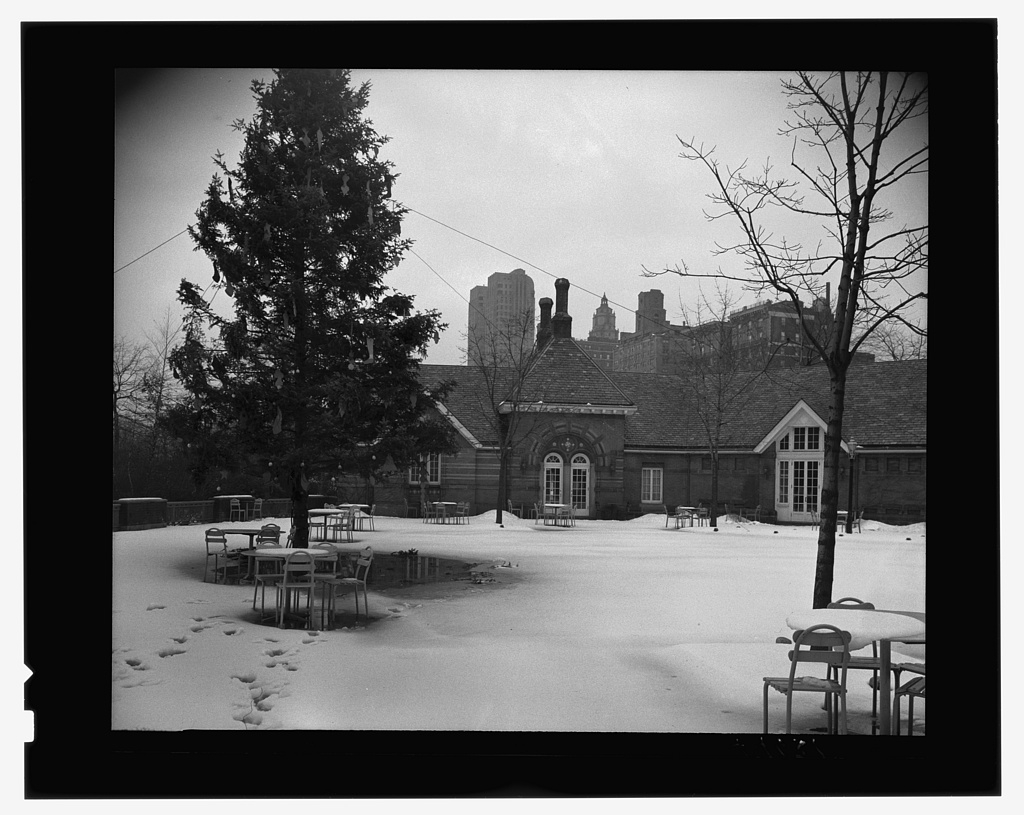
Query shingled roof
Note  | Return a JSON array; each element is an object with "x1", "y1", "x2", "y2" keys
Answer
[
  {"x1": 517, "y1": 337, "x2": 634, "y2": 407},
  {"x1": 420, "y1": 357, "x2": 926, "y2": 452}
]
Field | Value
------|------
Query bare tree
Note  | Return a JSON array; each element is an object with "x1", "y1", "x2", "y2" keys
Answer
[
  {"x1": 113, "y1": 337, "x2": 150, "y2": 456},
  {"x1": 859, "y1": 319, "x2": 927, "y2": 361},
  {"x1": 142, "y1": 307, "x2": 183, "y2": 456},
  {"x1": 647, "y1": 72, "x2": 927, "y2": 608},
  {"x1": 463, "y1": 307, "x2": 546, "y2": 524},
  {"x1": 668, "y1": 283, "x2": 790, "y2": 526}
]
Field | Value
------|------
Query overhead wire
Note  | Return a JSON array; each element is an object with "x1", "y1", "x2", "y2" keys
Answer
[{"x1": 113, "y1": 205, "x2": 643, "y2": 325}]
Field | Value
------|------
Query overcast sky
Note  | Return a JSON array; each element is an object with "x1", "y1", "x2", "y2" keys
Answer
[{"x1": 114, "y1": 68, "x2": 928, "y2": 365}]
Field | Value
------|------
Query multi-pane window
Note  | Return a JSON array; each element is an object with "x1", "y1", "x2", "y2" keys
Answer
[
  {"x1": 778, "y1": 461, "x2": 789, "y2": 504},
  {"x1": 784, "y1": 426, "x2": 821, "y2": 451},
  {"x1": 641, "y1": 466, "x2": 663, "y2": 503},
  {"x1": 408, "y1": 453, "x2": 441, "y2": 484},
  {"x1": 571, "y1": 454, "x2": 590, "y2": 509},
  {"x1": 544, "y1": 453, "x2": 563, "y2": 504}
]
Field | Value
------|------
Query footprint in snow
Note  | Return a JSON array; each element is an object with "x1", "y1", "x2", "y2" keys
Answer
[
  {"x1": 146, "y1": 604, "x2": 166, "y2": 611},
  {"x1": 157, "y1": 647, "x2": 187, "y2": 658}
]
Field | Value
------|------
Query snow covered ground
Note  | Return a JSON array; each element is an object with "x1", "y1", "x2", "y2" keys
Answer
[{"x1": 112, "y1": 509, "x2": 925, "y2": 735}]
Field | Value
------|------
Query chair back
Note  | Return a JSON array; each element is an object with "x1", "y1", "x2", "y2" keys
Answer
[
  {"x1": 257, "y1": 523, "x2": 281, "y2": 544},
  {"x1": 354, "y1": 546, "x2": 374, "y2": 581},
  {"x1": 205, "y1": 528, "x2": 228, "y2": 551},
  {"x1": 312, "y1": 542, "x2": 340, "y2": 574},
  {"x1": 789, "y1": 624, "x2": 852, "y2": 684},
  {"x1": 828, "y1": 597, "x2": 875, "y2": 610},
  {"x1": 282, "y1": 551, "x2": 316, "y2": 584},
  {"x1": 253, "y1": 545, "x2": 282, "y2": 575}
]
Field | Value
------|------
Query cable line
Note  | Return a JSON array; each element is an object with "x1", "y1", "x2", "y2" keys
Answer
[
  {"x1": 404, "y1": 207, "x2": 640, "y2": 319},
  {"x1": 114, "y1": 227, "x2": 191, "y2": 274}
]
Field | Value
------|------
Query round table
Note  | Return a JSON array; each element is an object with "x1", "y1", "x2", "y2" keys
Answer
[
  {"x1": 785, "y1": 608, "x2": 926, "y2": 735},
  {"x1": 238, "y1": 548, "x2": 342, "y2": 628}
]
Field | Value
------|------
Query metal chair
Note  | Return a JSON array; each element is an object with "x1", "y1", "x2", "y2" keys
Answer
[
  {"x1": 892, "y1": 664, "x2": 926, "y2": 735},
  {"x1": 274, "y1": 551, "x2": 316, "y2": 629},
  {"x1": 204, "y1": 528, "x2": 240, "y2": 584},
  {"x1": 256, "y1": 523, "x2": 281, "y2": 545},
  {"x1": 250, "y1": 543, "x2": 284, "y2": 618},
  {"x1": 328, "y1": 508, "x2": 354, "y2": 543},
  {"x1": 809, "y1": 509, "x2": 820, "y2": 529},
  {"x1": 317, "y1": 546, "x2": 374, "y2": 629},
  {"x1": 695, "y1": 504, "x2": 709, "y2": 527},
  {"x1": 507, "y1": 499, "x2": 523, "y2": 519},
  {"x1": 827, "y1": 596, "x2": 885, "y2": 733},
  {"x1": 405, "y1": 498, "x2": 418, "y2": 518},
  {"x1": 763, "y1": 623, "x2": 852, "y2": 735},
  {"x1": 354, "y1": 504, "x2": 376, "y2": 532},
  {"x1": 421, "y1": 501, "x2": 437, "y2": 524},
  {"x1": 455, "y1": 502, "x2": 469, "y2": 524},
  {"x1": 250, "y1": 498, "x2": 264, "y2": 521},
  {"x1": 229, "y1": 498, "x2": 246, "y2": 523}
]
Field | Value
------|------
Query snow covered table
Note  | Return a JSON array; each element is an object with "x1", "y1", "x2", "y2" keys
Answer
[{"x1": 786, "y1": 608, "x2": 926, "y2": 736}]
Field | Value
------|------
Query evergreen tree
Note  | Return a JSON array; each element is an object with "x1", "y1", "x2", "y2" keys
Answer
[{"x1": 167, "y1": 69, "x2": 456, "y2": 545}]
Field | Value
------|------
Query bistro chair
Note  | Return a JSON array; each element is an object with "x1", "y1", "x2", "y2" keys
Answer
[
  {"x1": 663, "y1": 505, "x2": 672, "y2": 528},
  {"x1": 308, "y1": 509, "x2": 328, "y2": 541},
  {"x1": 695, "y1": 504, "x2": 710, "y2": 527},
  {"x1": 249, "y1": 498, "x2": 264, "y2": 521},
  {"x1": 892, "y1": 663, "x2": 926, "y2": 735},
  {"x1": 853, "y1": 508, "x2": 864, "y2": 533},
  {"x1": 404, "y1": 498, "x2": 418, "y2": 518},
  {"x1": 275, "y1": 551, "x2": 316, "y2": 629},
  {"x1": 827, "y1": 596, "x2": 885, "y2": 733},
  {"x1": 328, "y1": 508, "x2": 354, "y2": 543},
  {"x1": 455, "y1": 502, "x2": 470, "y2": 524},
  {"x1": 251, "y1": 542, "x2": 284, "y2": 619},
  {"x1": 204, "y1": 528, "x2": 241, "y2": 584},
  {"x1": 763, "y1": 623, "x2": 852, "y2": 735},
  {"x1": 317, "y1": 546, "x2": 374, "y2": 629},
  {"x1": 312, "y1": 542, "x2": 341, "y2": 577},
  {"x1": 354, "y1": 504, "x2": 376, "y2": 532},
  {"x1": 421, "y1": 501, "x2": 437, "y2": 524},
  {"x1": 229, "y1": 499, "x2": 246, "y2": 523},
  {"x1": 533, "y1": 503, "x2": 544, "y2": 525},
  {"x1": 256, "y1": 523, "x2": 281, "y2": 545},
  {"x1": 809, "y1": 509, "x2": 820, "y2": 530},
  {"x1": 507, "y1": 499, "x2": 523, "y2": 519}
]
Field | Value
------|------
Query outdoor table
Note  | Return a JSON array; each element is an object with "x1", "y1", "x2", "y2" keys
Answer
[
  {"x1": 222, "y1": 527, "x2": 276, "y2": 548},
  {"x1": 307, "y1": 508, "x2": 349, "y2": 540},
  {"x1": 675, "y1": 507, "x2": 696, "y2": 528},
  {"x1": 431, "y1": 502, "x2": 457, "y2": 524},
  {"x1": 543, "y1": 503, "x2": 566, "y2": 526},
  {"x1": 237, "y1": 547, "x2": 341, "y2": 628},
  {"x1": 785, "y1": 607, "x2": 926, "y2": 735}
]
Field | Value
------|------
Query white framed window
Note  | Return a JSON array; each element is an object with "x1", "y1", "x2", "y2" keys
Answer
[
  {"x1": 641, "y1": 466, "x2": 663, "y2": 503},
  {"x1": 408, "y1": 453, "x2": 441, "y2": 485},
  {"x1": 571, "y1": 454, "x2": 591, "y2": 511},
  {"x1": 544, "y1": 452, "x2": 563, "y2": 504}
]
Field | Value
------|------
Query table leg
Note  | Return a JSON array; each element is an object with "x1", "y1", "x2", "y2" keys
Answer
[{"x1": 879, "y1": 640, "x2": 892, "y2": 735}]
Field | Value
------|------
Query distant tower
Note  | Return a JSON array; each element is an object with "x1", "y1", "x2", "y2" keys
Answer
[
  {"x1": 467, "y1": 268, "x2": 536, "y2": 364},
  {"x1": 588, "y1": 293, "x2": 619, "y2": 342},
  {"x1": 635, "y1": 290, "x2": 667, "y2": 335}
]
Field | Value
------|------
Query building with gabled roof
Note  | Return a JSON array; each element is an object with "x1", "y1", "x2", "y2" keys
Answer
[{"x1": 344, "y1": 280, "x2": 925, "y2": 525}]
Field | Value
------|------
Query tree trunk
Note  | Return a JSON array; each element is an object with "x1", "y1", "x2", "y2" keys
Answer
[
  {"x1": 811, "y1": 371, "x2": 848, "y2": 608},
  {"x1": 495, "y1": 447, "x2": 508, "y2": 524},
  {"x1": 291, "y1": 467, "x2": 309, "y2": 548}
]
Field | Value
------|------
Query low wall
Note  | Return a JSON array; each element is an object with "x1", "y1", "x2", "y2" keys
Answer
[{"x1": 117, "y1": 498, "x2": 168, "y2": 531}]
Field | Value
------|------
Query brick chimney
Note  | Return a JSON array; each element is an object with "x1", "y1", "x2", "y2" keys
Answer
[
  {"x1": 537, "y1": 297, "x2": 553, "y2": 346},
  {"x1": 552, "y1": 278, "x2": 572, "y2": 339}
]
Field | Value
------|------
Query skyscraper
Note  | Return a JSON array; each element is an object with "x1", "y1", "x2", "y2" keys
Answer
[{"x1": 466, "y1": 268, "x2": 536, "y2": 365}]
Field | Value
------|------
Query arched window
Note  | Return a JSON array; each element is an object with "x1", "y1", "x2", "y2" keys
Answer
[
  {"x1": 544, "y1": 453, "x2": 563, "y2": 505},
  {"x1": 570, "y1": 454, "x2": 590, "y2": 511}
]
